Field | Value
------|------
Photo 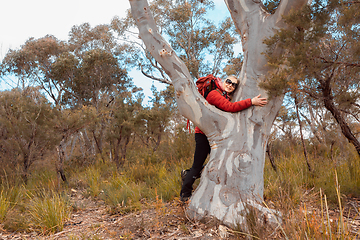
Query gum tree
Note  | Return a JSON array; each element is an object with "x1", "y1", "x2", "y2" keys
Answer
[
  {"x1": 128, "y1": 0, "x2": 308, "y2": 227},
  {"x1": 0, "y1": 25, "x2": 133, "y2": 179},
  {"x1": 0, "y1": 88, "x2": 60, "y2": 182}
]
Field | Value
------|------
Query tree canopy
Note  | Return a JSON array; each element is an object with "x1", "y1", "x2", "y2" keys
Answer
[
  {"x1": 262, "y1": 0, "x2": 360, "y2": 155},
  {"x1": 112, "y1": 0, "x2": 242, "y2": 82}
]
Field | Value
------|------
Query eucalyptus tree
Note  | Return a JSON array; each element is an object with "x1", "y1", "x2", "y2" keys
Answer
[
  {"x1": 0, "y1": 24, "x2": 135, "y2": 176},
  {"x1": 135, "y1": 85, "x2": 177, "y2": 152},
  {"x1": 0, "y1": 24, "x2": 132, "y2": 109},
  {"x1": 0, "y1": 36, "x2": 68, "y2": 106},
  {"x1": 0, "y1": 88, "x2": 60, "y2": 182},
  {"x1": 129, "y1": 0, "x2": 308, "y2": 228},
  {"x1": 105, "y1": 91, "x2": 143, "y2": 168},
  {"x1": 263, "y1": 0, "x2": 360, "y2": 156}
]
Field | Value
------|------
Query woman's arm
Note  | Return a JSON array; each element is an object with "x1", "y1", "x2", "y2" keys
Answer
[{"x1": 206, "y1": 90, "x2": 252, "y2": 113}]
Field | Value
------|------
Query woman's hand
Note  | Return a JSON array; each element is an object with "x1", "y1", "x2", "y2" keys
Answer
[{"x1": 251, "y1": 94, "x2": 268, "y2": 107}]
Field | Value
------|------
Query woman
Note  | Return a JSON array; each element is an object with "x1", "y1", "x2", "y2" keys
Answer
[{"x1": 180, "y1": 75, "x2": 268, "y2": 202}]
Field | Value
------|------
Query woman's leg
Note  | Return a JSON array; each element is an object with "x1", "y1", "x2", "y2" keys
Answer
[{"x1": 180, "y1": 133, "x2": 210, "y2": 200}]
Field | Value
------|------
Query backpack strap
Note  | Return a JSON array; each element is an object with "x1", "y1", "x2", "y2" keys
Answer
[
  {"x1": 202, "y1": 79, "x2": 215, "y2": 99},
  {"x1": 215, "y1": 88, "x2": 230, "y2": 100},
  {"x1": 186, "y1": 119, "x2": 191, "y2": 134}
]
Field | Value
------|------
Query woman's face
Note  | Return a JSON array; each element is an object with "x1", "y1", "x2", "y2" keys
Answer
[{"x1": 223, "y1": 76, "x2": 238, "y2": 93}]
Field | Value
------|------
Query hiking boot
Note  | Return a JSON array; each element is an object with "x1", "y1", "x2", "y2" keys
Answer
[
  {"x1": 181, "y1": 169, "x2": 189, "y2": 182},
  {"x1": 181, "y1": 168, "x2": 204, "y2": 182},
  {"x1": 180, "y1": 194, "x2": 191, "y2": 203}
]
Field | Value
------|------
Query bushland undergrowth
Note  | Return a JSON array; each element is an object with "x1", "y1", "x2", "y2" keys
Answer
[{"x1": 0, "y1": 139, "x2": 359, "y2": 238}]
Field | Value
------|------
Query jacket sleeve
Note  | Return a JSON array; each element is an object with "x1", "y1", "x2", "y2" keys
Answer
[{"x1": 206, "y1": 90, "x2": 252, "y2": 113}]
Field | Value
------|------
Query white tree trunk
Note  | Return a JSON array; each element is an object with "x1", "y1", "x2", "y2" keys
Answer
[{"x1": 129, "y1": 0, "x2": 308, "y2": 228}]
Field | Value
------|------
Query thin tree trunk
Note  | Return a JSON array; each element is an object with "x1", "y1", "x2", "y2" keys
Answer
[
  {"x1": 295, "y1": 97, "x2": 312, "y2": 172},
  {"x1": 266, "y1": 142, "x2": 277, "y2": 172},
  {"x1": 22, "y1": 153, "x2": 30, "y2": 184},
  {"x1": 92, "y1": 130, "x2": 105, "y2": 163},
  {"x1": 56, "y1": 139, "x2": 68, "y2": 183},
  {"x1": 120, "y1": 136, "x2": 130, "y2": 166},
  {"x1": 22, "y1": 139, "x2": 34, "y2": 184},
  {"x1": 152, "y1": 125, "x2": 162, "y2": 152},
  {"x1": 113, "y1": 136, "x2": 122, "y2": 168}
]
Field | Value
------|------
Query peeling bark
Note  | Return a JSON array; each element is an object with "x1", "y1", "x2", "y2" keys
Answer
[{"x1": 129, "y1": 0, "x2": 309, "y2": 228}]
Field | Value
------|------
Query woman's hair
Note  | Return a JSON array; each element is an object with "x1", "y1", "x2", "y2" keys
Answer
[{"x1": 226, "y1": 75, "x2": 238, "y2": 83}]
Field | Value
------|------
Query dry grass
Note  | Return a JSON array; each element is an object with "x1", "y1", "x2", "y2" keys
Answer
[{"x1": 0, "y1": 143, "x2": 359, "y2": 238}]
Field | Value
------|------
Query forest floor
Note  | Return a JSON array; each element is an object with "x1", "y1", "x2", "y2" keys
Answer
[{"x1": 0, "y1": 189, "x2": 359, "y2": 240}]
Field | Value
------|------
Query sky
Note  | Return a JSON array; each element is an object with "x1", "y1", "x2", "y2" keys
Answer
[{"x1": 0, "y1": 0, "x2": 230, "y2": 102}]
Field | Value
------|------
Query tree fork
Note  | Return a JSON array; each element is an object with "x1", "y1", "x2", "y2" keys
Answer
[{"x1": 129, "y1": 0, "x2": 309, "y2": 228}]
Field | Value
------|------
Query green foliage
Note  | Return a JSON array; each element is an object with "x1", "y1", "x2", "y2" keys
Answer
[
  {"x1": 0, "y1": 23, "x2": 141, "y2": 173},
  {"x1": 313, "y1": 156, "x2": 360, "y2": 203},
  {"x1": 0, "y1": 127, "x2": 357, "y2": 236},
  {"x1": 62, "y1": 48, "x2": 128, "y2": 107},
  {"x1": 171, "y1": 125, "x2": 196, "y2": 160},
  {"x1": 0, "y1": 24, "x2": 133, "y2": 108},
  {"x1": 65, "y1": 132, "x2": 193, "y2": 215},
  {"x1": 26, "y1": 169, "x2": 59, "y2": 192},
  {"x1": 0, "y1": 88, "x2": 60, "y2": 181},
  {"x1": 0, "y1": 36, "x2": 68, "y2": 105},
  {"x1": 134, "y1": 85, "x2": 176, "y2": 153},
  {"x1": 263, "y1": 0, "x2": 360, "y2": 156},
  {"x1": 263, "y1": 0, "x2": 356, "y2": 95},
  {"x1": 154, "y1": 163, "x2": 183, "y2": 202},
  {"x1": 264, "y1": 150, "x2": 310, "y2": 208},
  {"x1": 106, "y1": 94, "x2": 143, "y2": 168}
]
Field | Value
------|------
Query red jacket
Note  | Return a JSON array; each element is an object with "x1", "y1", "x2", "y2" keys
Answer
[{"x1": 195, "y1": 89, "x2": 252, "y2": 134}]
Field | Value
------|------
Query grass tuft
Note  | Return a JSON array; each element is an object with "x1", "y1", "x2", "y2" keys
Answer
[
  {"x1": 0, "y1": 190, "x2": 11, "y2": 222},
  {"x1": 26, "y1": 189, "x2": 71, "y2": 234},
  {"x1": 101, "y1": 174, "x2": 142, "y2": 214}
]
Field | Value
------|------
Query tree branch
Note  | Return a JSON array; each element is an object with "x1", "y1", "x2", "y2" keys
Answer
[
  {"x1": 224, "y1": 0, "x2": 262, "y2": 43},
  {"x1": 314, "y1": 56, "x2": 360, "y2": 67},
  {"x1": 140, "y1": 64, "x2": 172, "y2": 85},
  {"x1": 339, "y1": 108, "x2": 360, "y2": 123},
  {"x1": 129, "y1": 0, "x2": 232, "y2": 135}
]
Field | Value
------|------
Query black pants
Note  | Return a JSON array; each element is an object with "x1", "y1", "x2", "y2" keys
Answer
[{"x1": 180, "y1": 133, "x2": 211, "y2": 198}]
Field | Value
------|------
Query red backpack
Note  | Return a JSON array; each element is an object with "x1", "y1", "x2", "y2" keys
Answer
[{"x1": 196, "y1": 74, "x2": 223, "y2": 99}]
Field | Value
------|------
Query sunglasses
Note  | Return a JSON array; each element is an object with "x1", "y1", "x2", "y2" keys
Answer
[{"x1": 225, "y1": 79, "x2": 238, "y2": 88}]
